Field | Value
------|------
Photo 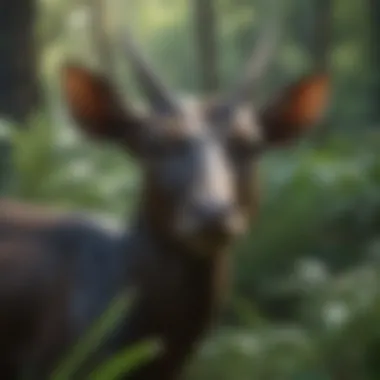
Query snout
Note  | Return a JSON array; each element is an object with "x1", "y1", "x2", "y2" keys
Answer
[
  {"x1": 194, "y1": 202, "x2": 235, "y2": 235},
  {"x1": 177, "y1": 201, "x2": 246, "y2": 249}
]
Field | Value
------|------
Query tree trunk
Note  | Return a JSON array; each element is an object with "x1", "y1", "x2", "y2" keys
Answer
[
  {"x1": 312, "y1": 0, "x2": 332, "y2": 72},
  {"x1": 0, "y1": 138, "x2": 12, "y2": 195},
  {"x1": 294, "y1": 0, "x2": 332, "y2": 71},
  {"x1": 192, "y1": 0, "x2": 219, "y2": 94},
  {"x1": 0, "y1": 0, "x2": 40, "y2": 125},
  {"x1": 295, "y1": 0, "x2": 332, "y2": 143},
  {"x1": 369, "y1": 0, "x2": 380, "y2": 123}
]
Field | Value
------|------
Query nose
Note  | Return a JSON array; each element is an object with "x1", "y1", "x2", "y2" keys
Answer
[{"x1": 192, "y1": 201, "x2": 236, "y2": 236}]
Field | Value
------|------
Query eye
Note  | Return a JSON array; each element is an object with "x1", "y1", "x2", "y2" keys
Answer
[
  {"x1": 228, "y1": 139, "x2": 262, "y2": 162},
  {"x1": 149, "y1": 137, "x2": 192, "y2": 159}
]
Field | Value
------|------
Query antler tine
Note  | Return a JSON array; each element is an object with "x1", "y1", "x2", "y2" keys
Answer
[
  {"x1": 225, "y1": 0, "x2": 287, "y2": 108},
  {"x1": 89, "y1": 0, "x2": 178, "y2": 115},
  {"x1": 122, "y1": 31, "x2": 180, "y2": 115}
]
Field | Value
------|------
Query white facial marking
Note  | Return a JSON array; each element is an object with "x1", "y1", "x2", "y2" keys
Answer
[
  {"x1": 174, "y1": 100, "x2": 251, "y2": 240},
  {"x1": 181, "y1": 99, "x2": 204, "y2": 135},
  {"x1": 196, "y1": 140, "x2": 234, "y2": 205},
  {"x1": 233, "y1": 106, "x2": 263, "y2": 143}
]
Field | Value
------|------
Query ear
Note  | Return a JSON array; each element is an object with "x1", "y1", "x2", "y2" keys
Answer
[
  {"x1": 260, "y1": 73, "x2": 330, "y2": 145},
  {"x1": 61, "y1": 63, "x2": 143, "y2": 151}
]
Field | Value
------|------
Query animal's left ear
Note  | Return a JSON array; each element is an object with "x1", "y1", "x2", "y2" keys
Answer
[{"x1": 259, "y1": 73, "x2": 330, "y2": 145}]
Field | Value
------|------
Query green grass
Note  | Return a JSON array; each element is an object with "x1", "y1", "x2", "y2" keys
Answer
[{"x1": 51, "y1": 292, "x2": 161, "y2": 380}]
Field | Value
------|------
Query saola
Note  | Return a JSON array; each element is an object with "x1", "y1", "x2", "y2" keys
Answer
[{"x1": 0, "y1": 22, "x2": 329, "y2": 380}]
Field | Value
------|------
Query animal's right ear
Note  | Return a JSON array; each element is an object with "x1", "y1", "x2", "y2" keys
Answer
[{"x1": 61, "y1": 64, "x2": 143, "y2": 152}]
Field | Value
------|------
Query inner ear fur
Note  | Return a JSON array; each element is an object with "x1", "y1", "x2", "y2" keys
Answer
[
  {"x1": 61, "y1": 63, "x2": 144, "y2": 149},
  {"x1": 260, "y1": 73, "x2": 330, "y2": 144}
]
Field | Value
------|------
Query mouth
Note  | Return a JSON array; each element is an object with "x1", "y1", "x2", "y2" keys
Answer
[
  {"x1": 186, "y1": 228, "x2": 237, "y2": 254},
  {"x1": 175, "y1": 213, "x2": 247, "y2": 253}
]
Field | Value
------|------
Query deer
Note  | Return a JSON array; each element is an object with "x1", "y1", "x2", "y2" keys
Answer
[{"x1": 0, "y1": 12, "x2": 330, "y2": 380}]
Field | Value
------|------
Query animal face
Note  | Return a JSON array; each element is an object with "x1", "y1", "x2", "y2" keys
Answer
[
  {"x1": 137, "y1": 102, "x2": 263, "y2": 252},
  {"x1": 62, "y1": 63, "x2": 329, "y2": 254}
]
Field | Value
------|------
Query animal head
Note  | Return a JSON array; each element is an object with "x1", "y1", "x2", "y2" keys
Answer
[{"x1": 61, "y1": 38, "x2": 329, "y2": 255}]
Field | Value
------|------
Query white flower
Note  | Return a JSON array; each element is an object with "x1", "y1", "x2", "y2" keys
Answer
[{"x1": 322, "y1": 301, "x2": 349, "y2": 329}]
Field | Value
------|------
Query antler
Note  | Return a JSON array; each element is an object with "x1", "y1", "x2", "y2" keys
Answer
[
  {"x1": 122, "y1": 31, "x2": 180, "y2": 115},
  {"x1": 224, "y1": 0, "x2": 288, "y2": 108},
  {"x1": 88, "y1": 0, "x2": 178, "y2": 115}
]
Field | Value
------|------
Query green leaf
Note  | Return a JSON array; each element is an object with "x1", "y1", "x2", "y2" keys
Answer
[
  {"x1": 51, "y1": 291, "x2": 134, "y2": 380},
  {"x1": 88, "y1": 339, "x2": 162, "y2": 380}
]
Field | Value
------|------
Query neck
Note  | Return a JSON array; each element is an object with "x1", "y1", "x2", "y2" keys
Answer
[
  {"x1": 124, "y1": 197, "x2": 231, "y2": 379},
  {"x1": 132, "y1": 206, "x2": 231, "y2": 314},
  {"x1": 134, "y1": 210, "x2": 218, "y2": 261},
  {"x1": 136, "y1": 180, "x2": 232, "y2": 259}
]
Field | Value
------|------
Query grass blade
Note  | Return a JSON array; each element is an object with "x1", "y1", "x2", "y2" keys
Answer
[{"x1": 51, "y1": 291, "x2": 134, "y2": 380}]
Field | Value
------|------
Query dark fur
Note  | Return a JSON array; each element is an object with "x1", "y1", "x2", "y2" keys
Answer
[
  {"x1": 0, "y1": 200, "x2": 230, "y2": 379},
  {"x1": 0, "y1": 67, "x2": 329, "y2": 379}
]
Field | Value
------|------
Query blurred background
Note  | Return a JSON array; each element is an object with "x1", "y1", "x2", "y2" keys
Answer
[{"x1": 0, "y1": 0, "x2": 379, "y2": 379}]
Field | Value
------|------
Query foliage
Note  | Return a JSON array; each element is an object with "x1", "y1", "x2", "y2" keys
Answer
[
  {"x1": 50, "y1": 292, "x2": 160, "y2": 380},
  {"x1": 1, "y1": 113, "x2": 139, "y2": 224},
  {"x1": 1, "y1": 0, "x2": 379, "y2": 379},
  {"x1": 3, "y1": 112, "x2": 380, "y2": 379}
]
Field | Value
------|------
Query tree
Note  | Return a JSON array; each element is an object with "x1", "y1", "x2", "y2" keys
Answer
[
  {"x1": 293, "y1": 0, "x2": 332, "y2": 71},
  {"x1": 293, "y1": 0, "x2": 332, "y2": 141},
  {"x1": 369, "y1": 0, "x2": 380, "y2": 123},
  {"x1": 192, "y1": 0, "x2": 219, "y2": 94},
  {"x1": 312, "y1": 0, "x2": 332, "y2": 72},
  {"x1": 0, "y1": 0, "x2": 40, "y2": 125}
]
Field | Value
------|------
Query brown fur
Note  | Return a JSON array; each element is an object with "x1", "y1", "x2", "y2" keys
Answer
[{"x1": 0, "y1": 65, "x2": 329, "y2": 379}]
